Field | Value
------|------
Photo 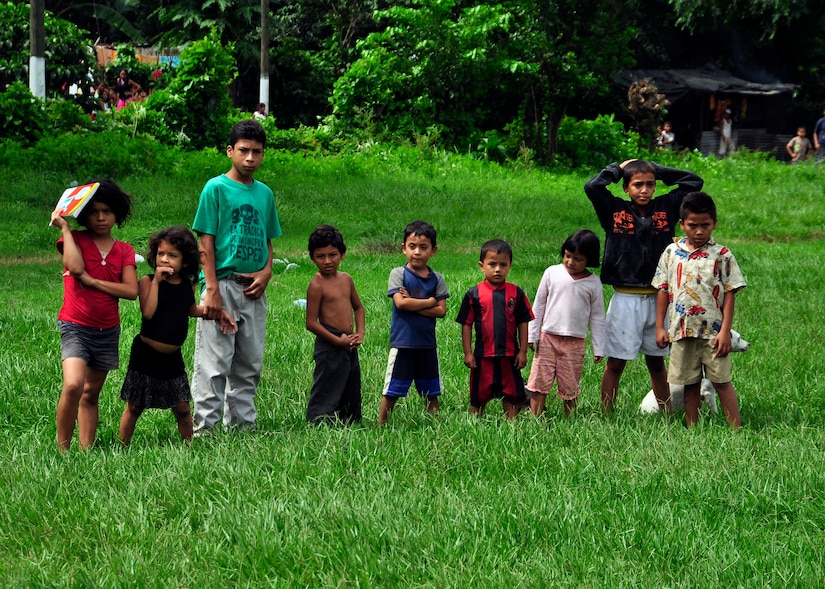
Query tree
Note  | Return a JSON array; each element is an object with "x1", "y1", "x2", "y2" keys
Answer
[
  {"x1": 40, "y1": 0, "x2": 149, "y2": 43},
  {"x1": 667, "y1": 0, "x2": 813, "y2": 40},
  {"x1": 332, "y1": 0, "x2": 638, "y2": 161},
  {"x1": 332, "y1": 0, "x2": 520, "y2": 144},
  {"x1": 627, "y1": 78, "x2": 670, "y2": 149},
  {"x1": 1, "y1": 3, "x2": 96, "y2": 97},
  {"x1": 502, "y1": 0, "x2": 637, "y2": 161},
  {"x1": 141, "y1": 31, "x2": 237, "y2": 150},
  {"x1": 150, "y1": 0, "x2": 261, "y2": 109}
]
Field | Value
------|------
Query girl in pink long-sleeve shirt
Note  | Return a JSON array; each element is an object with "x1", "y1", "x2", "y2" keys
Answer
[{"x1": 526, "y1": 230, "x2": 606, "y2": 417}]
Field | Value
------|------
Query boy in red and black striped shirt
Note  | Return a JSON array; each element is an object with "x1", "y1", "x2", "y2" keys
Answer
[{"x1": 456, "y1": 240, "x2": 534, "y2": 418}]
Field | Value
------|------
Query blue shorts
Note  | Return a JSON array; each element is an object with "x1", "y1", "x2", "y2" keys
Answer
[
  {"x1": 58, "y1": 320, "x2": 121, "y2": 371},
  {"x1": 382, "y1": 348, "x2": 442, "y2": 398}
]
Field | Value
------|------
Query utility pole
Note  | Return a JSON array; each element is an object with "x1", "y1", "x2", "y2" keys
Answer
[
  {"x1": 259, "y1": 0, "x2": 270, "y2": 113},
  {"x1": 29, "y1": 0, "x2": 46, "y2": 98}
]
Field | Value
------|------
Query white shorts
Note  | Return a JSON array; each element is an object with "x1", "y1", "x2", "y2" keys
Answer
[{"x1": 604, "y1": 292, "x2": 668, "y2": 360}]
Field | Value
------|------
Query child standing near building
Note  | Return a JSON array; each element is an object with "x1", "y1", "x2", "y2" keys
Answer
[
  {"x1": 456, "y1": 240, "x2": 534, "y2": 419},
  {"x1": 653, "y1": 192, "x2": 747, "y2": 429},
  {"x1": 526, "y1": 230, "x2": 606, "y2": 417},
  {"x1": 191, "y1": 119, "x2": 282, "y2": 434},
  {"x1": 786, "y1": 126, "x2": 814, "y2": 164},
  {"x1": 379, "y1": 220, "x2": 449, "y2": 424},
  {"x1": 585, "y1": 158, "x2": 703, "y2": 412},
  {"x1": 119, "y1": 227, "x2": 236, "y2": 445},
  {"x1": 50, "y1": 180, "x2": 138, "y2": 450},
  {"x1": 305, "y1": 225, "x2": 365, "y2": 425}
]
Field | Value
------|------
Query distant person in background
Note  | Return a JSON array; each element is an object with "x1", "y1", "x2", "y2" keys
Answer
[
  {"x1": 786, "y1": 126, "x2": 814, "y2": 164},
  {"x1": 718, "y1": 109, "x2": 735, "y2": 156},
  {"x1": 813, "y1": 107, "x2": 825, "y2": 163},
  {"x1": 95, "y1": 83, "x2": 114, "y2": 113},
  {"x1": 657, "y1": 121, "x2": 675, "y2": 150},
  {"x1": 115, "y1": 70, "x2": 141, "y2": 111},
  {"x1": 253, "y1": 103, "x2": 267, "y2": 120}
]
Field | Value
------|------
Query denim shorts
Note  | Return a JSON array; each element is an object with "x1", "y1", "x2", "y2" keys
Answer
[{"x1": 58, "y1": 320, "x2": 121, "y2": 371}]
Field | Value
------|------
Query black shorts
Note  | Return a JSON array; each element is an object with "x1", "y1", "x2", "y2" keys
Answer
[{"x1": 382, "y1": 347, "x2": 442, "y2": 398}]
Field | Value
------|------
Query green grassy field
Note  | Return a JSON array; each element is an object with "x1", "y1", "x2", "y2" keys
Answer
[{"x1": 1, "y1": 146, "x2": 824, "y2": 587}]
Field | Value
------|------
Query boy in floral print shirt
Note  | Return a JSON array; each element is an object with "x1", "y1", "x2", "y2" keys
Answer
[{"x1": 653, "y1": 192, "x2": 746, "y2": 429}]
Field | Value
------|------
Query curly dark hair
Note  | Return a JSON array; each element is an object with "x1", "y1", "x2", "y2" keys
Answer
[
  {"x1": 308, "y1": 224, "x2": 346, "y2": 256},
  {"x1": 76, "y1": 179, "x2": 133, "y2": 228},
  {"x1": 146, "y1": 226, "x2": 200, "y2": 284}
]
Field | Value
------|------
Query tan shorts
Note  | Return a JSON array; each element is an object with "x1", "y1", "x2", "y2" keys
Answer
[{"x1": 668, "y1": 338, "x2": 731, "y2": 385}]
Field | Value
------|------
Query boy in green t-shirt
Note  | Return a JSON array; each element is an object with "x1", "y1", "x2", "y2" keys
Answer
[{"x1": 191, "y1": 119, "x2": 282, "y2": 434}]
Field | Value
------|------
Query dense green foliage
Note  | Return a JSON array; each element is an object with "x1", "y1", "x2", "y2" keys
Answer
[
  {"x1": 332, "y1": 0, "x2": 518, "y2": 144},
  {"x1": 140, "y1": 31, "x2": 238, "y2": 150},
  {"x1": 6, "y1": 0, "x2": 825, "y2": 159},
  {"x1": 331, "y1": 0, "x2": 636, "y2": 160},
  {"x1": 0, "y1": 2, "x2": 97, "y2": 96},
  {"x1": 1, "y1": 145, "x2": 824, "y2": 585},
  {"x1": 0, "y1": 82, "x2": 48, "y2": 141},
  {"x1": 556, "y1": 115, "x2": 641, "y2": 169}
]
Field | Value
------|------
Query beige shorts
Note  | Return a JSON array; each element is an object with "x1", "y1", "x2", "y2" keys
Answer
[{"x1": 668, "y1": 338, "x2": 731, "y2": 385}]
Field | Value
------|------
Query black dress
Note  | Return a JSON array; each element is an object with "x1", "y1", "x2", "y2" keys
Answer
[{"x1": 120, "y1": 278, "x2": 194, "y2": 409}]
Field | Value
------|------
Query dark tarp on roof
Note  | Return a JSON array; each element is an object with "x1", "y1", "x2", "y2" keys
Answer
[{"x1": 615, "y1": 65, "x2": 796, "y2": 102}]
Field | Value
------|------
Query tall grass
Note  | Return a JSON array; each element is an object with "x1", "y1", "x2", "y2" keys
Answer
[{"x1": 1, "y1": 146, "x2": 824, "y2": 587}]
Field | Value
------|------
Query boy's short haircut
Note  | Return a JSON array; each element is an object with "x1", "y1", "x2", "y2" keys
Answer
[
  {"x1": 680, "y1": 191, "x2": 717, "y2": 221},
  {"x1": 797, "y1": 126, "x2": 807, "y2": 132},
  {"x1": 622, "y1": 159, "x2": 657, "y2": 186},
  {"x1": 78, "y1": 179, "x2": 133, "y2": 228},
  {"x1": 403, "y1": 220, "x2": 437, "y2": 247},
  {"x1": 308, "y1": 224, "x2": 346, "y2": 255},
  {"x1": 561, "y1": 229, "x2": 601, "y2": 268},
  {"x1": 480, "y1": 239, "x2": 512, "y2": 262},
  {"x1": 229, "y1": 119, "x2": 267, "y2": 149}
]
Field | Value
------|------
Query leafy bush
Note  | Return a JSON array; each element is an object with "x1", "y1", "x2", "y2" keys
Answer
[
  {"x1": 46, "y1": 98, "x2": 92, "y2": 135},
  {"x1": 0, "y1": 82, "x2": 48, "y2": 142},
  {"x1": 555, "y1": 114, "x2": 639, "y2": 169},
  {"x1": 141, "y1": 32, "x2": 237, "y2": 151},
  {"x1": 267, "y1": 126, "x2": 335, "y2": 153},
  {"x1": 331, "y1": 1, "x2": 519, "y2": 147},
  {"x1": 31, "y1": 131, "x2": 174, "y2": 178}
]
